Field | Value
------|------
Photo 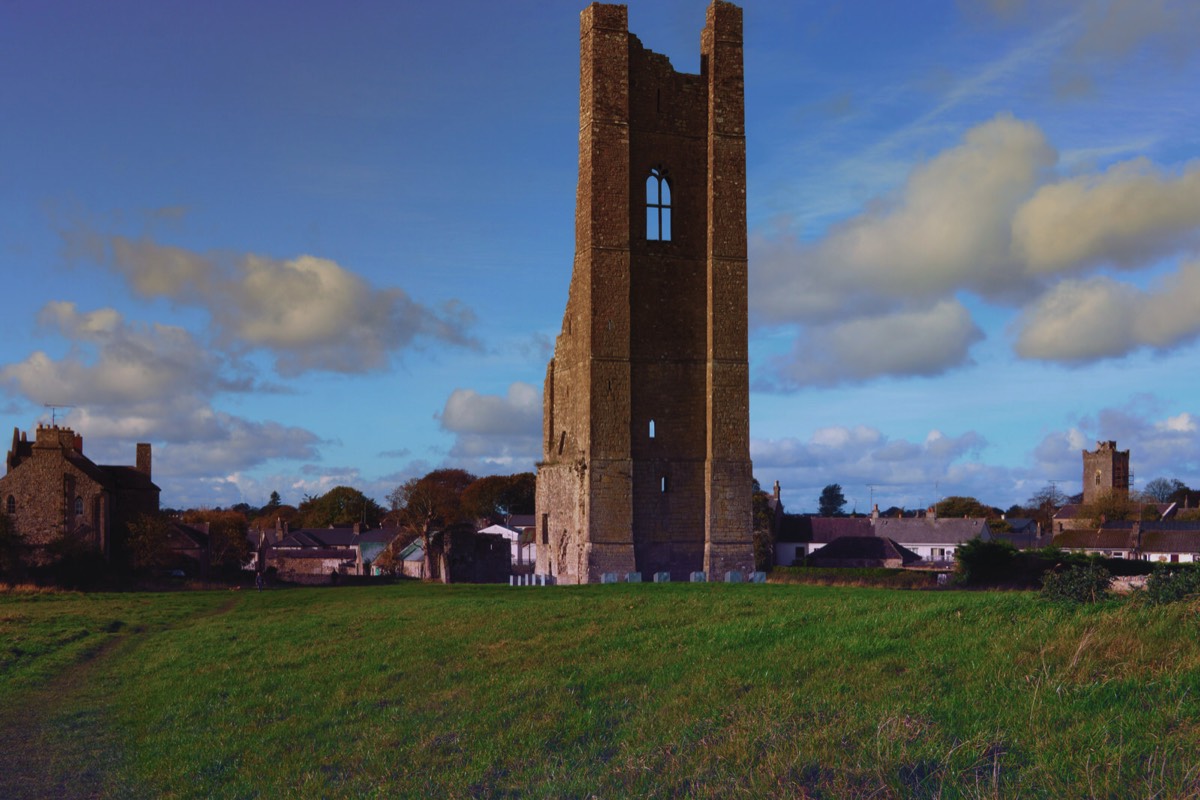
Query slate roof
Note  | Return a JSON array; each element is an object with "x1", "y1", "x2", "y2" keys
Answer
[
  {"x1": 810, "y1": 536, "x2": 921, "y2": 565},
  {"x1": 1141, "y1": 530, "x2": 1200, "y2": 554},
  {"x1": 272, "y1": 548, "x2": 358, "y2": 560},
  {"x1": 872, "y1": 517, "x2": 989, "y2": 544},
  {"x1": 99, "y1": 464, "x2": 160, "y2": 493},
  {"x1": 278, "y1": 528, "x2": 359, "y2": 548},
  {"x1": 775, "y1": 515, "x2": 872, "y2": 543},
  {"x1": 359, "y1": 527, "x2": 401, "y2": 545},
  {"x1": 1053, "y1": 529, "x2": 1134, "y2": 550}
]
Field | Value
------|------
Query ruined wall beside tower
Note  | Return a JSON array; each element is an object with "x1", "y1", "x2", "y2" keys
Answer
[{"x1": 536, "y1": 1, "x2": 753, "y2": 583}]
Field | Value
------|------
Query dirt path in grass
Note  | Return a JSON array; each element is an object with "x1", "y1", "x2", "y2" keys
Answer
[{"x1": 0, "y1": 594, "x2": 242, "y2": 800}]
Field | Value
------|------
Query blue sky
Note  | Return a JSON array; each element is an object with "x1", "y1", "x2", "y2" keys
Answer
[{"x1": 3, "y1": 0, "x2": 1200, "y2": 514}]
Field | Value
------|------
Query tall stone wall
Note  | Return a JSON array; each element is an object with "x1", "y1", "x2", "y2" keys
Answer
[{"x1": 536, "y1": 1, "x2": 754, "y2": 583}]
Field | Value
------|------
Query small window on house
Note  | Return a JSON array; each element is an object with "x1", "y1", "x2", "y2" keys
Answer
[
  {"x1": 649, "y1": 419, "x2": 656, "y2": 439},
  {"x1": 74, "y1": 496, "x2": 83, "y2": 516},
  {"x1": 5, "y1": 495, "x2": 13, "y2": 515},
  {"x1": 646, "y1": 168, "x2": 671, "y2": 241},
  {"x1": 661, "y1": 476, "x2": 668, "y2": 493}
]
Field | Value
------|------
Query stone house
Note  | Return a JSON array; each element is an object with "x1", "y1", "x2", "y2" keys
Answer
[{"x1": 0, "y1": 425, "x2": 158, "y2": 566}]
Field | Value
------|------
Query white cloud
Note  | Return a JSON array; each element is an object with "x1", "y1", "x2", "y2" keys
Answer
[
  {"x1": 751, "y1": 426, "x2": 995, "y2": 512},
  {"x1": 753, "y1": 110, "x2": 1200, "y2": 386},
  {"x1": 1014, "y1": 263, "x2": 1200, "y2": 362},
  {"x1": 438, "y1": 382, "x2": 542, "y2": 472},
  {"x1": 0, "y1": 302, "x2": 322, "y2": 484},
  {"x1": 752, "y1": 114, "x2": 1054, "y2": 329},
  {"x1": 765, "y1": 300, "x2": 985, "y2": 388},
  {"x1": 1013, "y1": 158, "x2": 1200, "y2": 274},
  {"x1": 73, "y1": 232, "x2": 478, "y2": 376}
]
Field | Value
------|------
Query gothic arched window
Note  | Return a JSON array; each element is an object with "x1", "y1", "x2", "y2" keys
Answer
[
  {"x1": 74, "y1": 496, "x2": 84, "y2": 516},
  {"x1": 5, "y1": 495, "x2": 14, "y2": 515},
  {"x1": 646, "y1": 168, "x2": 671, "y2": 241}
]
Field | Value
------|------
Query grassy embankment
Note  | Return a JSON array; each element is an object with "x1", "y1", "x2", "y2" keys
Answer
[{"x1": 2, "y1": 582, "x2": 1198, "y2": 799}]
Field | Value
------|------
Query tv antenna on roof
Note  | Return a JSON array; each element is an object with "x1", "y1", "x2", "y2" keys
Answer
[{"x1": 44, "y1": 404, "x2": 75, "y2": 425}]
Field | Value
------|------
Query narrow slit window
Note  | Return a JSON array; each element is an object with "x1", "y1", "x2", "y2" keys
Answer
[
  {"x1": 646, "y1": 168, "x2": 671, "y2": 241},
  {"x1": 558, "y1": 431, "x2": 566, "y2": 455},
  {"x1": 5, "y1": 495, "x2": 13, "y2": 514},
  {"x1": 661, "y1": 476, "x2": 668, "y2": 493},
  {"x1": 649, "y1": 419, "x2": 656, "y2": 439}
]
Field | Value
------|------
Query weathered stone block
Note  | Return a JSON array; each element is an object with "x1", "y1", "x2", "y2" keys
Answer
[
  {"x1": 653, "y1": 571, "x2": 671, "y2": 583},
  {"x1": 625, "y1": 572, "x2": 642, "y2": 583},
  {"x1": 690, "y1": 571, "x2": 707, "y2": 583},
  {"x1": 725, "y1": 570, "x2": 743, "y2": 583}
]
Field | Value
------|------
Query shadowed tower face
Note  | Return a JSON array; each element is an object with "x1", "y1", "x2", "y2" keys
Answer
[{"x1": 535, "y1": 1, "x2": 753, "y2": 584}]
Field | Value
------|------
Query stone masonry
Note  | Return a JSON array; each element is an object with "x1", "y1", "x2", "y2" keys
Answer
[
  {"x1": 1082, "y1": 440, "x2": 1130, "y2": 505},
  {"x1": 1, "y1": 425, "x2": 158, "y2": 565},
  {"x1": 535, "y1": 2, "x2": 754, "y2": 584}
]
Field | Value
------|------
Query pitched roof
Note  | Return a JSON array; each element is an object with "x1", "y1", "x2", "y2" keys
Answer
[
  {"x1": 1140, "y1": 528, "x2": 1200, "y2": 554},
  {"x1": 1053, "y1": 529, "x2": 1134, "y2": 550},
  {"x1": 811, "y1": 536, "x2": 920, "y2": 564},
  {"x1": 872, "y1": 517, "x2": 989, "y2": 544},
  {"x1": 812, "y1": 517, "x2": 873, "y2": 542}
]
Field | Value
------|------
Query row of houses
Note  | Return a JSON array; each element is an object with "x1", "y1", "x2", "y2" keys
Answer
[
  {"x1": 247, "y1": 516, "x2": 539, "y2": 584},
  {"x1": 772, "y1": 505, "x2": 1200, "y2": 569}
]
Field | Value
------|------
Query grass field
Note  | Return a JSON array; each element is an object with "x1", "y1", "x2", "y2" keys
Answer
[{"x1": 2, "y1": 582, "x2": 1199, "y2": 799}]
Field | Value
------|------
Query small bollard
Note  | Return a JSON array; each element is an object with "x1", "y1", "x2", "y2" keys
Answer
[
  {"x1": 690, "y1": 571, "x2": 707, "y2": 583},
  {"x1": 725, "y1": 570, "x2": 744, "y2": 583},
  {"x1": 653, "y1": 571, "x2": 671, "y2": 583},
  {"x1": 625, "y1": 572, "x2": 642, "y2": 583},
  {"x1": 750, "y1": 571, "x2": 767, "y2": 583},
  {"x1": 601, "y1": 572, "x2": 618, "y2": 584}
]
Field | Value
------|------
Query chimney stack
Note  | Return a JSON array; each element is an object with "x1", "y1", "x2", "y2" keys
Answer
[{"x1": 136, "y1": 443, "x2": 152, "y2": 478}]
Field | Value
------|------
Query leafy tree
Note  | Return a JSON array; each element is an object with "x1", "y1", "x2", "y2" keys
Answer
[
  {"x1": 1079, "y1": 492, "x2": 1156, "y2": 528},
  {"x1": 955, "y1": 538, "x2": 1017, "y2": 585},
  {"x1": 393, "y1": 469, "x2": 477, "y2": 580},
  {"x1": 751, "y1": 479, "x2": 774, "y2": 571},
  {"x1": 126, "y1": 513, "x2": 173, "y2": 572},
  {"x1": 265, "y1": 491, "x2": 283, "y2": 511},
  {"x1": 461, "y1": 472, "x2": 534, "y2": 522},
  {"x1": 936, "y1": 496, "x2": 1000, "y2": 519},
  {"x1": 183, "y1": 509, "x2": 251, "y2": 572},
  {"x1": 297, "y1": 486, "x2": 385, "y2": 528},
  {"x1": 818, "y1": 484, "x2": 846, "y2": 517}
]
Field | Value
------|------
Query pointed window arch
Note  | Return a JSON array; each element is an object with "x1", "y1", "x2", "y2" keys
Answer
[{"x1": 646, "y1": 167, "x2": 671, "y2": 241}]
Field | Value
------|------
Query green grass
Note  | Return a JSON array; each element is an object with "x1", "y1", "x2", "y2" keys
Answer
[{"x1": 2, "y1": 583, "x2": 1199, "y2": 798}]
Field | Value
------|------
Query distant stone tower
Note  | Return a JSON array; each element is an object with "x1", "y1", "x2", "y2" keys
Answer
[
  {"x1": 1082, "y1": 440, "x2": 1129, "y2": 505},
  {"x1": 535, "y1": 1, "x2": 754, "y2": 584}
]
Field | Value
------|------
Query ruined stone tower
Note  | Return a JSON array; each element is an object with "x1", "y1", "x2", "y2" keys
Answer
[
  {"x1": 1082, "y1": 440, "x2": 1130, "y2": 505},
  {"x1": 535, "y1": 1, "x2": 753, "y2": 584}
]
